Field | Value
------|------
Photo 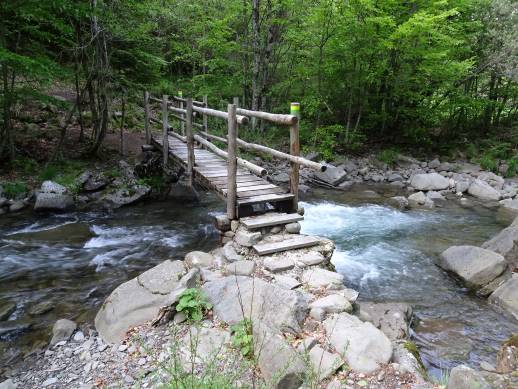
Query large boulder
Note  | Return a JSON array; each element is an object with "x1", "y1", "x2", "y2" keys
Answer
[
  {"x1": 203, "y1": 276, "x2": 308, "y2": 334},
  {"x1": 302, "y1": 267, "x2": 344, "y2": 290},
  {"x1": 34, "y1": 181, "x2": 74, "y2": 212},
  {"x1": 489, "y1": 274, "x2": 518, "y2": 320},
  {"x1": 410, "y1": 173, "x2": 449, "y2": 191},
  {"x1": 313, "y1": 165, "x2": 347, "y2": 187},
  {"x1": 95, "y1": 260, "x2": 187, "y2": 343},
  {"x1": 439, "y1": 246, "x2": 506, "y2": 289},
  {"x1": 102, "y1": 184, "x2": 150, "y2": 208},
  {"x1": 468, "y1": 179, "x2": 501, "y2": 201},
  {"x1": 323, "y1": 313, "x2": 392, "y2": 374},
  {"x1": 498, "y1": 198, "x2": 518, "y2": 223},
  {"x1": 482, "y1": 225, "x2": 518, "y2": 266},
  {"x1": 478, "y1": 172, "x2": 505, "y2": 190},
  {"x1": 253, "y1": 321, "x2": 305, "y2": 389},
  {"x1": 184, "y1": 251, "x2": 215, "y2": 269},
  {"x1": 446, "y1": 365, "x2": 490, "y2": 389}
]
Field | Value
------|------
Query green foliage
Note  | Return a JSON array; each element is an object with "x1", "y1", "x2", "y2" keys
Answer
[
  {"x1": 176, "y1": 288, "x2": 212, "y2": 322},
  {"x1": 2, "y1": 182, "x2": 28, "y2": 199},
  {"x1": 378, "y1": 149, "x2": 399, "y2": 167},
  {"x1": 230, "y1": 319, "x2": 253, "y2": 358},
  {"x1": 311, "y1": 125, "x2": 341, "y2": 161},
  {"x1": 137, "y1": 175, "x2": 166, "y2": 192}
]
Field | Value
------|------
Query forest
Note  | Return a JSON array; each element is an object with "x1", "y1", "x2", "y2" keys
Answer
[{"x1": 1, "y1": 0, "x2": 517, "y2": 171}]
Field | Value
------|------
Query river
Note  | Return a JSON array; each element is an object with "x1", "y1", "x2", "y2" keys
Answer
[{"x1": 1, "y1": 185, "x2": 517, "y2": 379}]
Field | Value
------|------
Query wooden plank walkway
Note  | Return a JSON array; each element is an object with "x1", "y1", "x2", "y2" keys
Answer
[{"x1": 152, "y1": 135, "x2": 294, "y2": 214}]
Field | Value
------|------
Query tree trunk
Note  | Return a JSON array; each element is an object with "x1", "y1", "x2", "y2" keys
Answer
[
  {"x1": 1, "y1": 63, "x2": 14, "y2": 162},
  {"x1": 251, "y1": 0, "x2": 260, "y2": 130}
]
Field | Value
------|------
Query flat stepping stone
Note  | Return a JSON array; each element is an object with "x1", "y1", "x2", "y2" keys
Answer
[
  {"x1": 253, "y1": 235, "x2": 321, "y2": 256},
  {"x1": 240, "y1": 213, "x2": 304, "y2": 229},
  {"x1": 264, "y1": 257, "x2": 295, "y2": 273}
]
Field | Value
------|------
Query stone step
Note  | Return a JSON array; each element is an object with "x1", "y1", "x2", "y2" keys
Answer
[
  {"x1": 240, "y1": 213, "x2": 304, "y2": 229},
  {"x1": 253, "y1": 235, "x2": 321, "y2": 256}
]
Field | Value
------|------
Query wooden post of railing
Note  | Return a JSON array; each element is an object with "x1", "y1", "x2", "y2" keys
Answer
[
  {"x1": 144, "y1": 91, "x2": 150, "y2": 144},
  {"x1": 227, "y1": 103, "x2": 238, "y2": 220},
  {"x1": 162, "y1": 95, "x2": 169, "y2": 169},
  {"x1": 186, "y1": 97, "x2": 195, "y2": 187},
  {"x1": 179, "y1": 90, "x2": 185, "y2": 136},
  {"x1": 289, "y1": 102, "x2": 300, "y2": 212},
  {"x1": 203, "y1": 95, "x2": 208, "y2": 133}
]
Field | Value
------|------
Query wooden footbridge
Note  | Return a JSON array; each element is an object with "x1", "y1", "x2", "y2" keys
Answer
[{"x1": 142, "y1": 92, "x2": 326, "y2": 236}]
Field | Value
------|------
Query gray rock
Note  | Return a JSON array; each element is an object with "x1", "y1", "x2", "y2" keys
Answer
[
  {"x1": 410, "y1": 173, "x2": 449, "y2": 191},
  {"x1": 102, "y1": 185, "x2": 150, "y2": 208},
  {"x1": 234, "y1": 230, "x2": 261, "y2": 247},
  {"x1": 489, "y1": 274, "x2": 518, "y2": 320},
  {"x1": 388, "y1": 196, "x2": 409, "y2": 210},
  {"x1": 0, "y1": 379, "x2": 17, "y2": 389},
  {"x1": 225, "y1": 260, "x2": 255, "y2": 276},
  {"x1": 41, "y1": 181, "x2": 67, "y2": 194},
  {"x1": 499, "y1": 198, "x2": 518, "y2": 222},
  {"x1": 253, "y1": 321, "x2": 305, "y2": 389},
  {"x1": 468, "y1": 179, "x2": 501, "y2": 201},
  {"x1": 388, "y1": 173, "x2": 403, "y2": 182},
  {"x1": 35, "y1": 192, "x2": 74, "y2": 212},
  {"x1": 185, "y1": 251, "x2": 215, "y2": 269},
  {"x1": 264, "y1": 257, "x2": 295, "y2": 273},
  {"x1": 310, "y1": 294, "x2": 353, "y2": 315},
  {"x1": 323, "y1": 313, "x2": 392, "y2": 374},
  {"x1": 274, "y1": 275, "x2": 301, "y2": 290},
  {"x1": 203, "y1": 276, "x2": 308, "y2": 333},
  {"x1": 181, "y1": 326, "x2": 230, "y2": 362},
  {"x1": 295, "y1": 252, "x2": 326, "y2": 267},
  {"x1": 330, "y1": 287, "x2": 359, "y2": 303},
  {"x1": 408, "y1": 191, "x2": 434, "y2": 208},
  {"x1": 482, "y1": 225, "x2": 518, "y2": 266},
  {"x1": 271, "y1": 172, "x2": 290, "y2": 183},
  {"x1": 221, "y1": 242, "x2": 243, "y2": 262},
  {"x1": 357, "y1": 302, "x2": 412, "y2": 341},
  {"x1": 214, "y1": 215, "x2": 230, "y2": 231},
  {"x1": 478, "y1": 172, "x2": 505, "y2": 190},
  {"x1": 314, "y1": 165, "x2": 347, "y2": 186},
  {"x1": 446, "y1": 365, "x2": 490, "y2": 389},
  {"x1": 9, "y1": 201, "x2": 26, "y2": 212},
  {"x1": 42, "y1": 377, "x2": 58, "y2": 387},
  {"x1": 308, "y1": 345, "x2": 343, "y2": 381},
  {"x1": 302, "y1": 268, "x2": 344, "y2": 289},
  {"x1": 428, "y1": 159, "x2": 441, "y2": 169},
  {"x1": 426, "y1": 191, "x2": 445, "y2": 201},
  {"x1": 95, "y1": 260, "x2": 186, "y2": 343},
  {"x1": 50, "y1": 319, "x2": 77, "y2": 346},
  {"x1": 285, "y1": 222, "x2": 301, "y2": 234},
  {"x1": 439, "y1": 246, "x2": 506, "y2": 288},
  {"x1": 456, "y1": 180, "x2": 470, "y2": 193}
]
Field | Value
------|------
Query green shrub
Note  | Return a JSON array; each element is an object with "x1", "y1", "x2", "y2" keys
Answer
[
  {"x1": 378, "y1": 149, "x2": 399, "y2": 166},
  {"x1": 39, "y1": 165, "x2": 59, "y2": 181},
  {"x1": 230, "y1": 319, "x2": 253, "y2": 358},
  {"x1": 2, "y1": 181, "x2": 28, "y2": 199},
  {"x1": 176, "y1": 288, "x2": 212, "y2": 322},
  {"x1": 137, "y1": 175, "x2": 166, "y2": 192},
  {"x1": 13, "y1": 157, "x2": 39, "y2": 175},
  {"x1": 312, "y1": 124, "x2": 342, "y2": 161},
  {"x1": 479, "y1": 154, "x2": 498, "y2": 172}
]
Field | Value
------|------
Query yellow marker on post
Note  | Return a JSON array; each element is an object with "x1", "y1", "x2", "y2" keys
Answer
[
  {"x1": 178, "y1": 91, "x2": 183, "y2": 98},
  {"x1": 290, "y1": 102, "x2": 300, "y2": 119}
]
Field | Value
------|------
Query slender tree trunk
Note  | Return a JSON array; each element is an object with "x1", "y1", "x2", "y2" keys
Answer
[
  {"x1": 1, "y1": 63, "x2": 14, "y2": 162},
  {"x1": 74, "y1": 22, "x2": 85, "y2": 141},
  {"x1": 120, "y1": 94, "x2": 125, "y2": 156},
  {"x1": 251, "y1": 0, "x2": 260, "y2": 130}
]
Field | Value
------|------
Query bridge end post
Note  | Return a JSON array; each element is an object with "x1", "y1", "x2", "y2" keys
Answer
[
  {"x1": 179, "y1": 91, "x2": 185, "y2": 136},
  {"x1": 227, "y1": 103, "x2": 238, "y2": 220},
  {"x1": 203, "y1": 95, "x2": 208, "y2": 134},
  {"x1": 144, "y1": 91, "x2": 150, "y2": 144},
  {"x1": 186, "y1": 97, "x2": 195, "y2": 187},
  {"x1": 162, "y1": 95, "x2": 169, "y2": 170},
  {"x1": 289, "y1": 102, "x2": 300, "y2": 213}
]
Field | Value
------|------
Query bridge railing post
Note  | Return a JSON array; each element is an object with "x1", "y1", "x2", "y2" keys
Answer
[
  {"x1": 144, "y1": 91, "x2": 150, "y2": 144},
  {"x1": 162, "y1": 95, "x2": 169, "y2": 170},
  {"x1": 186, "y1": 97, "x2": 195, "y2": 187},
  {"x1": 289, "y1": 102, "x2": 300, "y2": 213},
  {"x1": 203, "y1": 95, "x2": 208, "y2": 134},
  {"x1": 227, "y1": 103, "x2": 238, "y2": 220},
  {"x1": 179, "y1": 90, "x2": 185, "y2": 136}
]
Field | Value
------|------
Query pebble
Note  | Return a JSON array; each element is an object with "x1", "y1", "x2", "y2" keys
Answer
[
  {"x1": 138, "y1": 357, "x2": 147, "y2": 366},
  {"x1": 124, "y1": 375, "x2": 134, "y2": 384},
  {"x1": 98, "y1": 344, "x2": 108, "y2": 352},
  {"x1": 118, "y1": 344, "x2": 128, "y2": 352},
  {"x1": 73, "y1": 331, "x2": 85, "y2": 342}
]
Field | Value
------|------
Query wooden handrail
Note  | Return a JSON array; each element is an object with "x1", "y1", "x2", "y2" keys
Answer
[
  {"x1": 198, "y1": 131, "x2": 326, "y2": 172},
  {"x1": 192, "y1": 105, "x2": 249, "y2": 125},
  {"x1": 236, "y1": 108, "x2": 298, "y2": 126},
  {"x1": 194, "y1": 134, "x2": 267, "y2": 177}
]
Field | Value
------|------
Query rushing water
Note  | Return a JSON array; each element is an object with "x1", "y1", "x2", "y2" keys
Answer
[
  {"x1": 300, "y1": 187, "x2": 518, "y2": 378},
  {"x1": 1, "y1": 185, "x2": 517, "y2": 379}
]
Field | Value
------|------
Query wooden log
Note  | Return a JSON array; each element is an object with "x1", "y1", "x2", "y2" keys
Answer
[
  {"x1": 198, "y1": 131, "x2": 326, "y2": 172},
  {"x1": 172, "y1": 95, "x2": 206, "y2": 107},
  {"x1": 186, "y1": 97, "x2": 195, "y2": 187},
  {"x1": 169, "y1": 131, "x2": 186, "y2": 143},
  {"x1": 227, "y1": 103, "x2": 238, "y2": 220},
  {"x1": 193, "y1": 134, "x2": 267, "y2": 177},
  {"x1": 236, "y1": 107, "x2": 298, "y2": 126},
  {"x1": 289, "y1": 102, "x2": 300, "y2": 212},
  {"x1": 179, "y1": 92, "x2": 185, "y2": 136},
  {"x1": 162, "y1": 95, "x2": 169, "y2": 168},
  {"x1": 193, "y1": 105, "x2": 249, "y2": 125},
  {"x1": 144, "y1": 91, "x2": 150, "y2": 144}
]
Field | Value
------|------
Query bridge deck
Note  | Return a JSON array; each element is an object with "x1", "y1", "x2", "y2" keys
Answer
[{"x1": 152, "y1": 135, "x2": 294, "y2": 214}]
